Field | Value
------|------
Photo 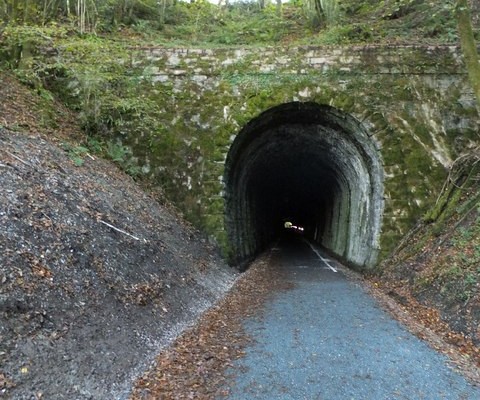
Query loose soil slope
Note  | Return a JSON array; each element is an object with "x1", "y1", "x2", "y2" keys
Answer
[{"x1": 0, "y1": 73, "x2": 237, "y2": 399}]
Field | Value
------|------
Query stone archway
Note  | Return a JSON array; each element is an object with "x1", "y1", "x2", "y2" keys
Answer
[{"x1": 224, "y1": 102, "x2": 384, "y2": 269}]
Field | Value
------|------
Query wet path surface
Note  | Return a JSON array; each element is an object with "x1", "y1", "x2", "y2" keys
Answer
[{"x1": 221, "y1": 238, "x2": 479, "y2": 399}]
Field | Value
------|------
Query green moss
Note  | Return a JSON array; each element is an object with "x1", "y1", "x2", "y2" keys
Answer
[
  {"x1": 202, "y1": 213, "x2": 224, "y2": 233},
  {"x1": 6, "y1": 33, "x2": 478, "y2": 261}
]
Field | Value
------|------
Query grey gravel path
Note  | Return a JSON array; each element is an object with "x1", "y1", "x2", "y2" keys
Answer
[{"x1": 222, "y1": 238, "x2": 480, "y2": 400}]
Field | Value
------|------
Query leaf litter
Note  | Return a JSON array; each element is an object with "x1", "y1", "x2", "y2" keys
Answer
[{"x1": 131, "y1": 254, "x2": 294, "y2": 399}]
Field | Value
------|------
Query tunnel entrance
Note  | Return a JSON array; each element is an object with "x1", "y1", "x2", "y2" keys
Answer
[{"x1": 224, "y1": 102, "x2": 384, "y2": 270}]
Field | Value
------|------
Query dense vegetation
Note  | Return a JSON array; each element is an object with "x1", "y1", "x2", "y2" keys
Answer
[{"x1": 1, "y1": 0, "x2": 477, "y2": 47}]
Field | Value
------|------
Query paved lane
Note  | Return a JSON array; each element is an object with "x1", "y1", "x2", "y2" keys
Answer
[{"x1": 222, "y1": 238, "x2": 479, "y2": 399}]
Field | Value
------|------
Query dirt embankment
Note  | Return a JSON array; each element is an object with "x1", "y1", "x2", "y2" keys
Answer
[
  {"x1": 375, "y1": 152, "x2": 480, "y2": 367},
  {"x1": 0, "y1": 73, "x2": 237, "y2": 399}
]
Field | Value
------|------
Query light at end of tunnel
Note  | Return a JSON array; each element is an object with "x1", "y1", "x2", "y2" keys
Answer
[{"x1": 284, "y1": 221, "x2": 304, "y2": 233}]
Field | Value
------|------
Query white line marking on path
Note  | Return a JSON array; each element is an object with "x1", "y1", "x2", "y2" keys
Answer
[{"x1": 304, "y1": 240, "x2": 337, "y2": 273}]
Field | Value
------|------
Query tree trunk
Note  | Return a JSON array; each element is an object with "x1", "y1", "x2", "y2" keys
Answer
[
  {"x1": 0, "y1": 0, "x2": 9, "y2": 36},
  {"x1": 276, "y1": 0, "x2": 282, "y2": 16},
  {"x1": 23, "y1": 0, "x2": 30, "y2": 24},
  {"x1": 11, "y1": 0, "x2": 19, "y2": 22},
  {"x1": 159, "y1": 0, "x2": 165, "y2": 24},
  {"x1": 456, "y1": 0, "x2": 480, "y2": 110}
]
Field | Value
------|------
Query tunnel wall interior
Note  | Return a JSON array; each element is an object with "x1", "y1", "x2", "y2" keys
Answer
[{"x1": 224, "y1": 102, "x2": 384, "y2": 270}]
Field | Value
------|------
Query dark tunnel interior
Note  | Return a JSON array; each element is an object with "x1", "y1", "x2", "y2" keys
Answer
[{"x1": 224, "y1": 102, "x2": 384, "y2": 270}]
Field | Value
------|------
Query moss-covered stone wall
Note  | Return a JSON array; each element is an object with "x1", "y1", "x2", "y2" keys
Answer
[{"x1": 117, "y1": 45, "x2": 479, "y2": 262}]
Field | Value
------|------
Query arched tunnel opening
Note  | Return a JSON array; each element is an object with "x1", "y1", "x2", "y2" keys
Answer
[{"x1": 224, "y1": 102, "x2": 384, "y2": 270}]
